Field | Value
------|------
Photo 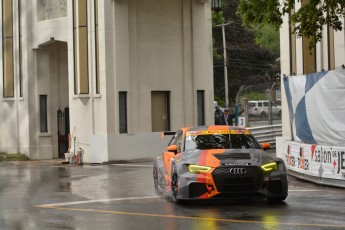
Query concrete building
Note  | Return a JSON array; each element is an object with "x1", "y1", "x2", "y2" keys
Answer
[
  {"x1": 0, "y1": 0, "x2": 214, "y2": 162},
  {"x1": 279, "y1": 0, "x2": 345, "y2": 141}
]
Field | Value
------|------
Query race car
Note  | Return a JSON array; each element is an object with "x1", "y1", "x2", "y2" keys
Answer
[{"x1": 153, "y1": 125, "x2": 288, "y2": 203}]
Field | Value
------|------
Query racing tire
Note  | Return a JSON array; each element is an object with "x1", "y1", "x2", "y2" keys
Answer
[
  {"x1": 153, "y1": 162, "x2": 163, "y2": 195},
  {"x1": 171, "y1": 166, "x2": 181, "y2": 204},
  {"x1": 266, "y1": 196, "x2": 287, "y2": 203}
]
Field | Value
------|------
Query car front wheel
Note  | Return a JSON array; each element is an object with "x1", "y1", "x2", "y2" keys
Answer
[
  {"x1": 153, "y1": 162, "x2": 162, "y2": 195},
  {"x1": 171, "y1": 166, "x2": 180, "y2": 203}
]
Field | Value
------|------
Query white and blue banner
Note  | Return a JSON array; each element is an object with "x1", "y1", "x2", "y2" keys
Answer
[{"x1": 283, "y1": 69, "x2": 345, "y2": 146}]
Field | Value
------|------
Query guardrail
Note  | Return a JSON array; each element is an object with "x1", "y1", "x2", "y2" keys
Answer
[{"x1": 248, "y1": 124, "x2": 282, "y2": 148}]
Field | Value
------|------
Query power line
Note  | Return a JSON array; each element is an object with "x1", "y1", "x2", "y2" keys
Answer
[
  {"x1": 214, "y1": 61, "x2": 278, "y2": 68},
  {"x1": 213, "y1": 65, "x2": 279, "y2": 71}
]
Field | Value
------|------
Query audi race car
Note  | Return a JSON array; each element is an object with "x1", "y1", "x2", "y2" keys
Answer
[{"x1": 153, "y1": 126, "x2": 288, "y2": 203}]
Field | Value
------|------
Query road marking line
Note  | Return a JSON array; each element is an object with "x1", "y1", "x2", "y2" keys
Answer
[
  {"x1": 37, "y1": 190, "x2": 320, "y2": 207},
  {"x1": 36, "y1": 196, "x2": 161, "y2": 207},
  {"x1": 34, "y1": 205, "x2": 345, "y2": 228},
  {"x1": 110, "y1": 164, "x2": 152, "y2": 167}
]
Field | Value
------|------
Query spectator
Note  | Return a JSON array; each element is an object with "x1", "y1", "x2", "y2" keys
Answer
[
  {"x1": 220, "y1": 108, "x2": 233, "y2": 126},
  {"x1": 214, "y1": 106, "x2": 223, "y2": 125}
]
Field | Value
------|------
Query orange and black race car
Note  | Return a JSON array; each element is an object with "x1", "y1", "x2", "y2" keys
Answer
[{"x1": 153, "y1": 125, "x2": 288, "y2": 203}]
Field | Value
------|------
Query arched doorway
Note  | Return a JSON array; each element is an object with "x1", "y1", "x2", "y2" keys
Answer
[{"x1": 37, "y1": 40, "x2": 69, "y2": 158}]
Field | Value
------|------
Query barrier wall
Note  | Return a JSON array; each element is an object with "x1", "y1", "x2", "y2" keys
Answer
[
  {"x1": 276, "y1": 137, "x2": 345, "y2": 187},
  {"x1": 89, "y1": 132, "x2": 171, "y2": 163}
]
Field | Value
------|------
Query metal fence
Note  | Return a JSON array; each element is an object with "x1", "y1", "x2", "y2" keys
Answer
[{"x1": 248, "y1": 124, "x2": 282, "y2": 148}]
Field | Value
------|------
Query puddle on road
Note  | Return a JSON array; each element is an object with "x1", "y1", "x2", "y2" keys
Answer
[{"x1": 57, "y1": 182, "x2": 71, "y2": 192}]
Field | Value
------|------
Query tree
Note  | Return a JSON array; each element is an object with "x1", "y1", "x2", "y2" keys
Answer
[
  {"x1": 238, "y1": 0, "x2": 345, "y2": 47},
  {"x1": 252, "y1": 25, "x2": 280, "y2": 56},
  {"x1": 213, "y1": 0, "x2": 280, "y2": 105}
]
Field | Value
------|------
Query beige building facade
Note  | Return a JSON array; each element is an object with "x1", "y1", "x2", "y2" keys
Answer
[
  {"x1": 278, "y1": 0, "x2": 345, "y2": 147},
  {"x1": 0, "y1": 0, "x2": 214, "y2": 162}
]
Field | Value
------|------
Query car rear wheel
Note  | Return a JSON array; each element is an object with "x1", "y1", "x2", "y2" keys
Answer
[
  {"x1": 267, "y1": 196, "x2": 287, "y2": 203},
  {"x1": 153, "y1": 162, "x2": 162, "y2": 195},
  {"x1": 260, "y1": 111, "x2": 267, "y2": 118},
  {"x1": 171, "y1": 166, "x2": 180, "y2": 203}
]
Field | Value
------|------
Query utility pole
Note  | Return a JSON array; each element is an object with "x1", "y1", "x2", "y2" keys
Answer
[
  {"x1": 267, "y1": 82, "x2": 276, "y2": 125},
  {"x1": 215, "y1": 23, "x2": 230, "y2": 108}
]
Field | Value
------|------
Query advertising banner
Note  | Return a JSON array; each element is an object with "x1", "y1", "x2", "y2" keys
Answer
[
  {"x1": 281, "y1": 141, "x2": 345, "y2": 181},
  {"x1": 283, "y1": 69, "x2": 345, "y2": 146}
]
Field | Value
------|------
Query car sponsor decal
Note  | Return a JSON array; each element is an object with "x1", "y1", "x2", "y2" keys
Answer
[
  {"x1": 197, "y1": 150, "x2": 208, "y2": 172},
  {"x1": 194, "y1": 149, "x2": 221, "y2": 198},
  {"x1": 186, "y1": 130, "x2": 250, "y2": 136}
]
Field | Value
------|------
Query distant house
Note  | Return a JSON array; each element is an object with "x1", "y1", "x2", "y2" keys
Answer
[{"x1": 0, "y1": 0, "x2": 214, "y2": 162}]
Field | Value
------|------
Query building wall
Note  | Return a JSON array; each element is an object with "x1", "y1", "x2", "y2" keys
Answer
[
  {"x1": 0, "y1": 0, "x2": 214, "y2": 162},
  {"x1": 89, "y1": 0, "x2": 214, "y2": 162},
  {"x1": 279, "y1": 1, "x2": 345, "y2": 142}
]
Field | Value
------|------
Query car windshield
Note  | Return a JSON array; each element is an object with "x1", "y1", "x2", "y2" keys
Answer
[
  {"x1": 184, "y1": 130, "x2": 261, "y2": 151},
  {"x1": 248, "y1": 102, "x2": 255, "y2": 108}
]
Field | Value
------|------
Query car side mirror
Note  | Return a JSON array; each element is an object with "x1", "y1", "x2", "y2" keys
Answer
[
  {"x1": 167, "y1": 145, "x2": 178, "y2": 155},
  {"x1": 261, "y1": 142, "x2": 272, "y2": 151}
]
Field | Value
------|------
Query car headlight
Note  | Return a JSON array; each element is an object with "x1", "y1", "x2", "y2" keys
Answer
[
  {"x1": 188, "y1": 165, "x2": 212, "y2": 174},
  {"x1": 261, "y1": 162, "x2": 278, "y2": 173}
]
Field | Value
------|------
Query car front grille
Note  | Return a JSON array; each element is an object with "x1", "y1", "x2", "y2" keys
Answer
[{"x1": 212, "y1": 166, "x2": 263, "y2": 193}]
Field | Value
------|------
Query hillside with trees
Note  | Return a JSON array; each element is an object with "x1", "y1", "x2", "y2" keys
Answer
[{"x1": 213, "y1": 0, "x2": 280, "y2": 106}]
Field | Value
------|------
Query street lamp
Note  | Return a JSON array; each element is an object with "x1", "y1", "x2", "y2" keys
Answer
[{"x1": 212, "y1": 0, "x2": 222, "y2": 11}]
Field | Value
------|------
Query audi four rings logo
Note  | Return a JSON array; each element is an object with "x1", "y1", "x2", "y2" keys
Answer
[{"x1": 229, "y1": 168, "x2": 246, "y2": 174}]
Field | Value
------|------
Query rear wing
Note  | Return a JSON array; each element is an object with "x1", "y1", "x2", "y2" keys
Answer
[{"x1": 161, "y1": 131, "x2": 176, "y2": 140}]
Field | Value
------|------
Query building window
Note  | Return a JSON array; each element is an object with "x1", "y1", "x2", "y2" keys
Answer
[
  {"x1": 2, "y1": 0, "x2": 14, "y2": 98},
  {"x1": 301, "y1": 0, "x2": 316, "y2": 74},
  {"x1": 39, "y1": 95, "x2": 48, "y2": 132},
  {"x1": 19, "y1": 0, "x2": 23, "y2": 97},
  {"x1": 119, "y1": 92, "x2": 127, "y2": 133},
  {"x1": 73, "y1": 0, "x2": 78, "y2": 94},
  {"x1": 197, "y1": 90, "x2": 205, "y2": 126},
  {"x1": 78, "y1": 0, "x2": 89, "y2": 94},
  {"x1": 302, "y1": 37, "x2": 316, "y2": 74},
  {"x1": 289, "y1": 12, "x2": 297, "y2": 75},
  {"x1": 94, "y1": 0, "x2": 100, "y2": 94},
  {"x1": 327, "y1": 25, "x2": 335, "y2": 70},
  {"x1": 73, "y1": 0, "x2": 89, "y2": 94}
]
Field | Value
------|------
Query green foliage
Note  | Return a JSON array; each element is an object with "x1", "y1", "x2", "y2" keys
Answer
[
  {"x1": 237, "y1": 0, "x2": 345, "y2": 48},
  {"x1": 252, "y1": 25, "x2": 280, "y2": 56},
  {"x1": 213, "y1": 38, "x2": 222, "y2": 61},
  {"x1": 0, "y1": 152, "x2": 29, "y2": 161},
  {"x1": 237, "y1": 0, "x2": 282, "y2": 29},
  {"x1": 212, "y1": 11, "x2": 225, "y2": 26},
  {"x1": 241, "y1": 91, "x2": 267, "y2": 101},
  {"x1": 212, "y1": 11, "x2": 225, "y2": 61},
  {"x1": 214, "y1": 95, "x2": 225, "y2": 107}
]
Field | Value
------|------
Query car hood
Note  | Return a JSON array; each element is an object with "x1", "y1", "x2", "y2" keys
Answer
[{"x1": 184, "y1": 149, "x2": 278, "y2": 167}]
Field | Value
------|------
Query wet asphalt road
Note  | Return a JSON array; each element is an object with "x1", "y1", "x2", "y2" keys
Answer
[{"x1": 1, "y1": 159, "x2": 345, "y2": 230}]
